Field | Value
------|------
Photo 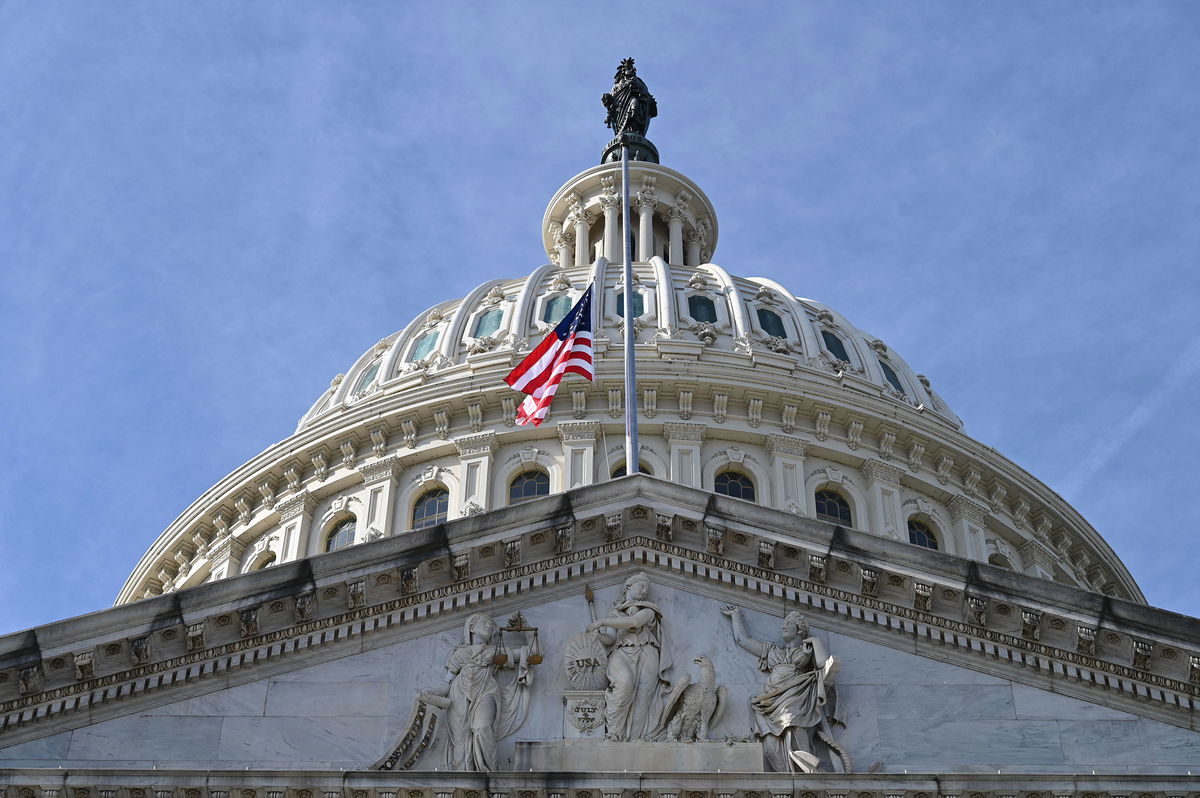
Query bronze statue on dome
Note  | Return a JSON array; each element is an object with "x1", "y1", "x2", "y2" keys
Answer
[{"x1": 602, "y1": 58, "x2": 657, "y2": 137}]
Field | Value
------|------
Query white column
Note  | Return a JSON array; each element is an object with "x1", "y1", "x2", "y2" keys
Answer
[
  {"x1": 765, "y1": 435, "x2": 808, "y2": 516},
  {"x1": 665, "y1": 422, "x2": 706, "y2": 488},
  {"x1": 558, "y1": 421, "x2": 599, "y2": 489},
  {"x1": 553, "y1": 224, "x2": 573, "y2": 268},
  {"x1": 859, "y1": 459, "x2": 906, "y2": 541},
  {"x1": 275, "y1": 491, "x2": 318, "y2": 560},
  {"x1": 358, "y1": 456, "x2": 400, "y2": 539},
  {"x1": 601, "y1": 196, "x2": 621, "y2": 261},
  {"x1": 667, "y1": 207, "x2": 685, "y2": 265},
  {"x1": 455, "y1": 433, "x2": 498, "y2": 514},
  {"x1": 636, "y1": 197, "x2": 655, "y2": 261},
  {"x1": 685, "y1": 228, "x2": 702, "y2": 266},
  {"x1": 948, "y1": 495, "x2": 991, "y2": 562}
]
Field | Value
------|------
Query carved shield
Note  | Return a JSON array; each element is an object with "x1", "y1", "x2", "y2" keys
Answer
[{"x1": 563, "y1": 632, "x2": 608, "y2": 690}]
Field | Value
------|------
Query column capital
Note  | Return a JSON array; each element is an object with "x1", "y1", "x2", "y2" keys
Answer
[
  {"x1": 359, "y1": 455, "x2": 401, "y2": 485},
  {"x1": 558, "y1": 420, "x2": 599, "y2": 443},
  {"x1": 277, "y1": 491, "x2": 318, "y2": 521},
  {"x1": 765, "y1": 434, "x2": 807, "y2": 458},
  {"x1": 454, "y1": 432, "x2": 498, "y2": 457},
  {"x1": 859, "y1": 458, "x2": 904, "y2": 485},
  {"x1": 947, "y1": 494, "x2": 990, "y2": 525},
  {"x1": 664, "y1": 421, "x2": 706, "y2": 443}
]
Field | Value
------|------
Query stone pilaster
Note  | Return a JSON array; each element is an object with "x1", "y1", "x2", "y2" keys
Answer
[
  {"x1": 358, "y1": 455, "x2": 402, "y2": 540},
  {"x1": 455, "y1": 432, "x2": 498, "y2": 514},
  {"x1": 859, "y1": 458, "x2": 906, "y2": 540},
  {"x1": 275, "y1": 491, "x2": 318, "y2": 561},
  {"x1": 558, "y1": 421, "x2": 599, "y2": 489},
  {"x1": 665, "y1": 422, "x2": 706, "y2": 488},
  {"x1": 765, "y1": 435, "x2": 808, "y2": 516},
  {"x1": 948, "y1": 494, "x2": 991, "y2": 562}
]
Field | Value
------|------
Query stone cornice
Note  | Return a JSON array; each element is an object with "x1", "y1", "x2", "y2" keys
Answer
[
  {"x1": 0, "y1": 769, "x2": 1195, "y2": 798},
  {"x1": 4, "y1": 479, "x2": 1196, "y2": 746}
]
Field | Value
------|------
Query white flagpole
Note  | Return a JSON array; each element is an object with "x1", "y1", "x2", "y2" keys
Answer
[{"x1": 620, "y1": 136, "x2": 639, "y2": 473}]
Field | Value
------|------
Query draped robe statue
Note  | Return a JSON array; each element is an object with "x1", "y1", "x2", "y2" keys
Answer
[{"x1": 602, "y1": 57, "x2": 658, "y2": 137}]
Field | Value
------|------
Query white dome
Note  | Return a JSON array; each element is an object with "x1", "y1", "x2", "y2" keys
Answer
[{"x1": 117, "y1": 161, "x2": 1142, "y2": 607}]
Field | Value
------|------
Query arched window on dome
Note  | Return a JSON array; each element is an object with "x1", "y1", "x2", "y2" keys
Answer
[
  {"x1": 410, "y1": 330, "x2": 440, "y2": 361},
  {"x1": 879, "y1": 360, "x2": 906, "y2": 396},
  {"x1": 412, "y1": 488, "x2": 449, "y2": 529},
  {"x1": 472, "y1": 308, "x2": 503, "y2": 339},
  {"x1": 687, "y1": 295, "x2": 717, "y2": 323},
  {"x1": 714, "y1": 470, "x2": 756, "y2": 502},
  {"x1": 352, "y1": 361, "x2": 381, "y2": 396},
  {"x1": 814, "y1": 489, "x2": 852, "y2": 526},
  {"x1": 615, "y1": 291, "x2": 644, "y2": 318},
  {"x1": 543, "y1": 295, "x2": 572, "y2": 325},
  {"x1": 611, "y1": 462, "x2": 653, "y2": 478},
  {"x1": 907, "y1": 518, "x2": 938, "y2": 550},
  {"x1": 252, "y1": 552, "x2": 277, "y2": 570},
  {"x1": 509, "y1": 470, "x2": 550, "y2": 505},
  {"x1": 821, "y1": 330, "x2": 851, "y2": 363},
  {"x1": 325, "y1": 517, "x2": 357, "y2": 552},
  {"x1": 757, "y1": 308, "x2": 786, "y2": 338}
]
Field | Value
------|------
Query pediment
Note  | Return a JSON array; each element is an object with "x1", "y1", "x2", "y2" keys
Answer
[{"x1": 2, "y1": 478, "x2": 1198, "y2": 777}]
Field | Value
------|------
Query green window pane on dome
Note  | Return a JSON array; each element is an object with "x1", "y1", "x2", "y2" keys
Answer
[
  {"x1": 879, "y1": 360, "x2": 906, "y2": 395},
  {"x1": 410, "y1": 330, "x2": 439, "y2": 361},
  {"x1": 543, "y1": 295, "x2": 572, "y2": 324},
  {"x1": 821, "y1": 330, "x2": 850, "y2": 362},
  {"x1": 412, "y1": 488, "x2": 449, "y2": 529},
  {"x1": 757, "y1": 308, "x2": 786, "y2": 338},
  {"x1": 615, "y1": 291, "x2": 644, "y2": 318},
  {"x1": 688, "y1": 294, "x2": 717, "y2": 323},
  {"x1": 473, "y1": 309, "x2": 503, "y2": 339},
  {"x1": 353, "y1": 361, "x2": 380, "y2": 394}
]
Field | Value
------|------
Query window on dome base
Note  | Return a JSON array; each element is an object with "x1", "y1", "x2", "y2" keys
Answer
[
  {"x1": 472, "y1": 308, "x2": 503, "y2": 339},
  {"x1": 612, "y1": 462, "x2": 653, "y2": 477},
  {"x1": 325, "y1": 518, "x2": 357, "y2": 552},
  {"x1": 353, "y1": 361, "x2": 380, "y2": 395},
  {"x1": 412, "y1": 488, "x2": 449, "y2": 529},
  {"x1": 821, "y1": 330, "x2": 851, "y2": 363},
  {"x1": 757, "y1": 308, "x2": 786, "y2": 338},
  {"x1": 253, "y1": 552, "x2": 277, "y2": 570},
  {"x1": 410, "y1": 330, "x2": 439, "y2": 361},
  {"x1": 509, "y1": 471, "x2": 550, "y2": 505},
  {"x1": 879, "y1": 360, "x2": 906, "y2": 395},
  {"x1": 615, "y1": 291, "x2": 644, "y2": 318},
  {"x1": 687, "y1": 295, "x2": 717, "y2": 323},
  {"x1": 814, "y1": 489, "x2": 852, "y2": 526},
  {"x1": 988, "y1": 553, "x2": 1014, "y2": 570},
  {"x1": 714, "y1": 470, "x2": 755, "y2": 502},
  {"x1": 543, "y1": 295, "x2": 572, "y2": 325},
  {"x1": 908, "y1": 519, "x2": 938, "y2": 550}
]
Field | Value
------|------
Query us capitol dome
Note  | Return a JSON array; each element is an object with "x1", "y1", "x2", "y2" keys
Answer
[{"x1": 117, "y1": 81, "x2": 1142, "y2": 610}]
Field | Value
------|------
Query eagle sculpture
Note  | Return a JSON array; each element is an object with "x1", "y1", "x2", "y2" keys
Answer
[{"x1": 652, "y1": 655, "x2": 728, "y2": 742}]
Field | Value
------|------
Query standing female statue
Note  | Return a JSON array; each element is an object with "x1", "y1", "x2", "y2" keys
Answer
[
  {"x1": 419, "y1": 612, "x2": 531, "y2": 771},
  {"x1": 720, "y1": 605, "x2": 847, "y2": 773},
  {"x1": 586, "y1": 572, "x2": 671, "y2": 741}
]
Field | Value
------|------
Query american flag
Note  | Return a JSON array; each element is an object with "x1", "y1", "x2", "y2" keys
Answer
[{"x1": 504, "y1": 284, "x2": 594, "y2": 426}]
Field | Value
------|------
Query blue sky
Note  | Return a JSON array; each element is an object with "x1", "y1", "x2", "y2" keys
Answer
[{"x1": 2, "y1": 2, "x2": 1198, "y2": 634}]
